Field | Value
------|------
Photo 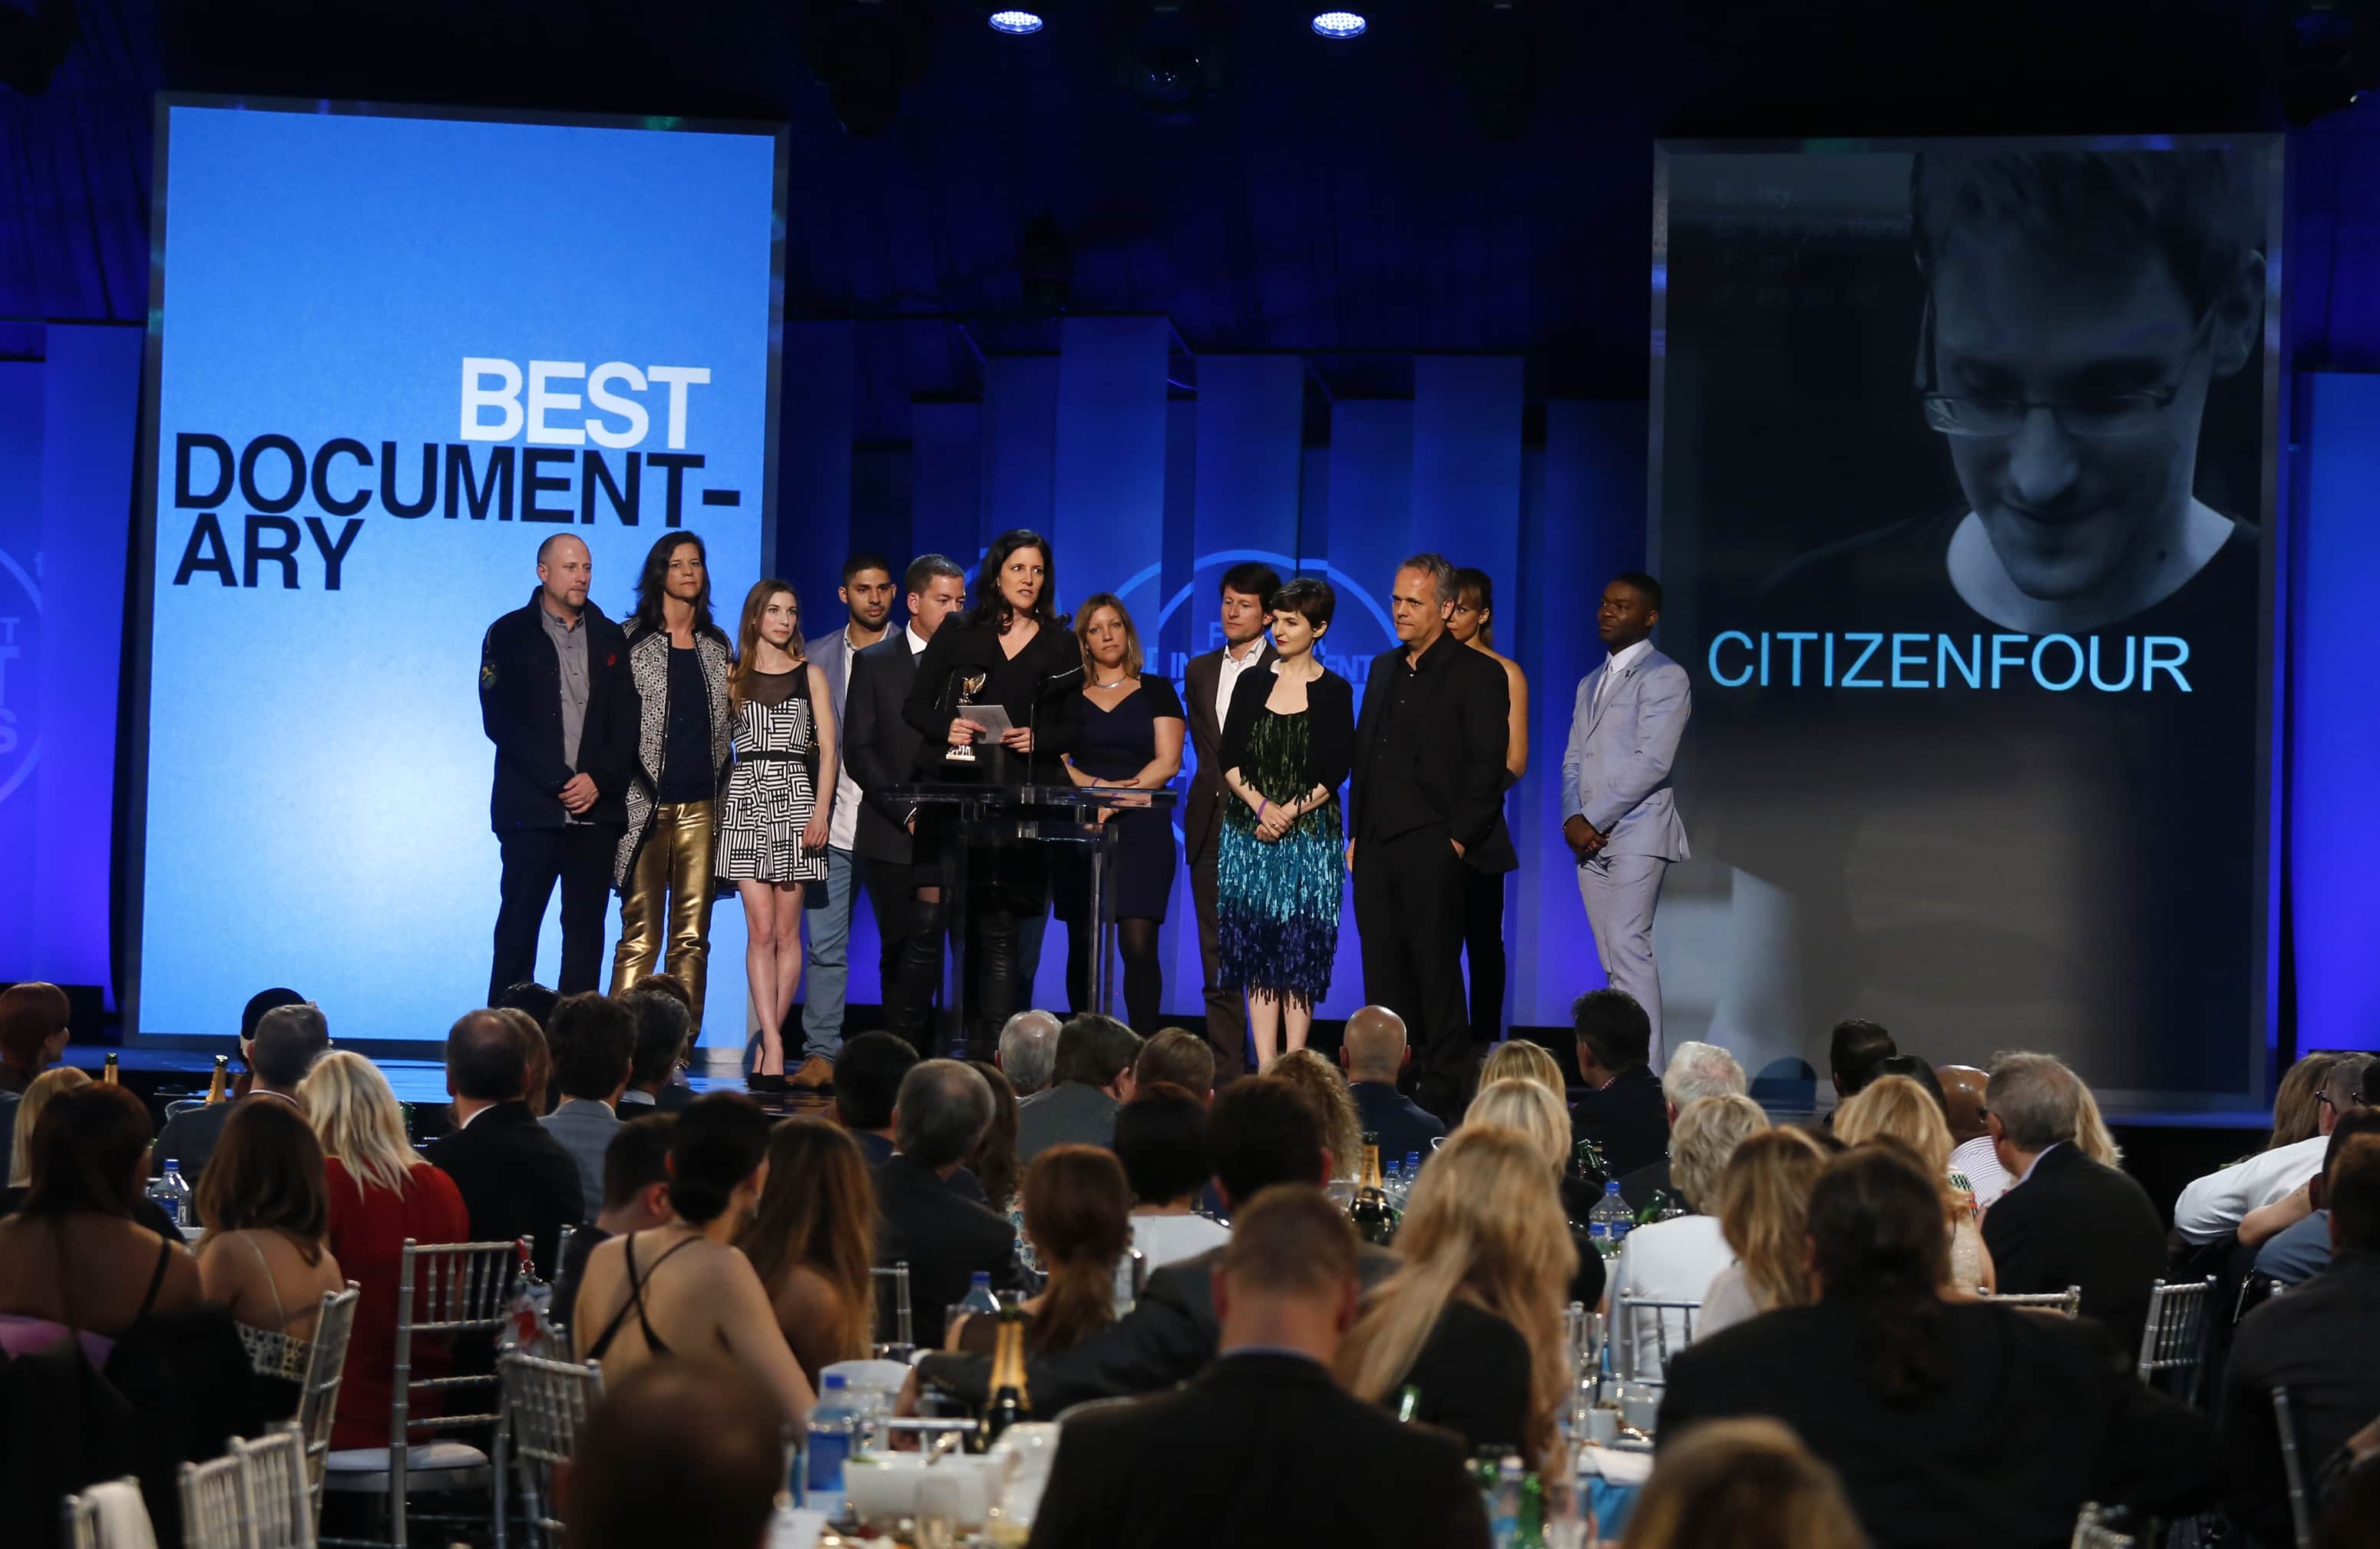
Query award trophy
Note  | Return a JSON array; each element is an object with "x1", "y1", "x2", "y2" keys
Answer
[{"x1": 944, "y1": 670, "x2": 989, "y2": 764}]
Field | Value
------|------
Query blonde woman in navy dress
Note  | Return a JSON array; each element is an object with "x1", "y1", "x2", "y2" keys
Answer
[{"x1": 717, "y1": 580, "x2": 835, "y2": 1092}]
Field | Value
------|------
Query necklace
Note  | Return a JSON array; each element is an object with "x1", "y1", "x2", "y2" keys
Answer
[{"x1": 1092, "y1": 676, "x2": 1132, "y2": 690}]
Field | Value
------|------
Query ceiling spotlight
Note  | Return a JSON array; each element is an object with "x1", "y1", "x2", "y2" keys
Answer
[
  {"x1": 1311, "y1": 10, "x2": 1367, "y2": 38},
  {"x1": 988, "y1": 8, "x2": 1045, "y2": 32}
]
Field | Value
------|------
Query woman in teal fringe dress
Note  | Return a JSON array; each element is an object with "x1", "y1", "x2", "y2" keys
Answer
[{"x1": 1216, "y1": 577, "x2": 1357, "y2": 1069}]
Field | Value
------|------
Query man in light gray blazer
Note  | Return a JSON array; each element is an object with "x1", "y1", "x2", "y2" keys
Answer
[
  {"x1": 540, "y1": 992, "x2": 640, "y2": 1216},
  {"x1": 1561, "y1": 572, "x2": 1691, "y2": 1064}
]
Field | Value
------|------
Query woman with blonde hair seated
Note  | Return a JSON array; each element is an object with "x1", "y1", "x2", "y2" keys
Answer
[
  {"x1": 1335, "y1": 1127, "x2": 1575, "y2": 1470},
  {"x1": 1833, "y1": 1074, "x2": 1996, "y2": 1294},
  {"x1": 1621, "y1": 1416, "x2": 1869, "y2": 1549},
  {"x1": 1607, "y1": 1094, "x2": 1768, "y2": 1379},
  {"x1": 1463, "y1": 1076, "x2": 1606, "y2": 1308},
  {"x1": 1479, "y1": 1038, "x2": 1565, "y2": 1098},
  {"x1": 1697, "y1": 1127, "x2": 1836, "y2": 1339},
  {"x1": 1266, "y1": 1048, "x2": 1363, "y2": 1183}
]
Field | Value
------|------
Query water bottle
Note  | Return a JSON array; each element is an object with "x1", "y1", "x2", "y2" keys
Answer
[
  {"x1": 147, "y1": 1160, "x2": 191, "y2": 1228},
  {"x1": 958, "y1": 1270, "x2": 1001, "y2": 1321},
  {"x1": 1490, "y1": 1455, "x2": 1526, "y2": 1547},
  {"x1": 1403, "y1": 1150, "x2": 1423, "y2": 1190},
  {"x1": 802, "y1": 1374, "x2": 858, "y2": 1521},
  {"x1": 1586, "y1": 1180, "x2": 1631, "y2": 1259},
  {"x1": 1383, "y1": 1158, "x2": 1404, "y2": 1206}
]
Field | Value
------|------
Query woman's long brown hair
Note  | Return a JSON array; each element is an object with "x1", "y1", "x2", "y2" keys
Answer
[
  {"x1": 1019, "y1": 1145, "x2": 1133, "y2": 1355},
  {"x1": 193, "y1": 1097, "x2": 329, "y2": 1266},
  {"x1": 728, "y1": 579, "x2": 803, "y2": 710},
  {"x1": 739, "y1": 1118, "x2": 877, "y2": 1365}
]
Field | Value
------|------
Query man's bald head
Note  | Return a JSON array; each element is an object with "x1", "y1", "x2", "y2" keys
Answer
[
  {"x1": 1340, "y1": 1006, "x2": 1409, "y2": 1084},
  {"x1": 1939, "y1": 1064, "x2": 1991, "y2": 1145},
  {"x1": 536, "y1": 535, "x2": 592, "y2": 616},
  {"x1": 445, "y1": 1008, "x2": 527, "y2": 1103},
  {"x1": 537, "y1": 533, "x2": 589, "y2": 566}
]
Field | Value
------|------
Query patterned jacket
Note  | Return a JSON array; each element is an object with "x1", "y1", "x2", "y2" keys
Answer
[{"x1": 612, "y1": 621, "x2": 734, "y2": 890}]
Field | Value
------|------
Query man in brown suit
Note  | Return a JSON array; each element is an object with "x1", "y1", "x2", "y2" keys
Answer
[{"x1": 1179, "y1": 562, "x2": 1279, "y2": 1088}]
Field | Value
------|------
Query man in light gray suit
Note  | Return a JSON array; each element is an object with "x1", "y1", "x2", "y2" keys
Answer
[
  {"x1": 795, "y1": 553, "x2": 897, "y2": 1088},
  {"x1": 1562, "y1": 572, "x2": 1691, "y2": 1064},
  {"x1": 540, "y1": 991, "x2": 639, "y2": 1216}
]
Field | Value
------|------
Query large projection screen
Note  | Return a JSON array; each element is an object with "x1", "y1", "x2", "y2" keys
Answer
[
  {"x1": 131, "y1": 98, "x2": 785, "y2": 1043},
  {"x1": 1652, "y1": 136, "x2": 2281, "y2": 1111}
]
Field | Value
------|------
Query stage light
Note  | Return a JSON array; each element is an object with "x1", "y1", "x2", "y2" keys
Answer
[
  {"x1": 988, "y1": 8, "x2": 1045, "y2": 32},
  {"x1": 1311, "y1": 10, "x2": 1367, "y2": 38}
]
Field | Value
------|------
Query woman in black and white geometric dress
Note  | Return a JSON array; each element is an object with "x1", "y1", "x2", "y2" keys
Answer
[{"x1": 716, "y1": 579, "x2": 835, "y2": 1091}]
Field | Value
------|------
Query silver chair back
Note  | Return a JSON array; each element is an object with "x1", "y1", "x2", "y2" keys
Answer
[
  {"x1": 296, "y1": 1285, "x2": 362, "y2": 1502},
  {"x1": 181, "y1": 1449, "x2": 252, "y2": 1549},
  {"x1": 1618, "y1": 1296, "x2": 1701, "y2": 1381},
  {"x1": 2069, "y1": 1501, "x2": 2137, "y2": 1549},
  {"x1": 499, "y1": 1352, "x2": 606, "y2": 1546},
  {"x1": 1983, "y1": 1285, "x2": 2082, "y2": 1319},
  {"x1": 2275, "y1": 1386, "x2": 2315, "y2": 1549},
  {"x1": 2135, "y1": 1276, "x2": 2217, "y2": 1402},
  {"x1": 62, "y1": 1477, "x2": 150, "y2": 1549},
  {"x1": 237, "y1": 1423, "x2": 316, "y2": 1549},
  {"x1": 871, "y1": 1261, "x2": 914, "y2": 1358}
]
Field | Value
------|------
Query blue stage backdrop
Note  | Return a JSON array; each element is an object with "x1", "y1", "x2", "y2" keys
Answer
[{"x1": 131, "y1": 101, "x2": 784, "y2": 1043}]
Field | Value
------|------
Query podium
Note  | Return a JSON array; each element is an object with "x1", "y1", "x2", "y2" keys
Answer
[{"x1": 891, "y1": 781, "x2": 1178, "y2": 1055}]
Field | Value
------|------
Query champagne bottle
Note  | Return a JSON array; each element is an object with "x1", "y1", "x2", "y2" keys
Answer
[
  {"x1": 101, "y1": 1052, "x2": 119, "y2": 1085},
  {"x1": 1349, "y1": 1130, "x2": 1399, "y2": 1246},
  {"x1": 204, "y1": 1054, "x2": 230, "y2": 1104},
  {"x1": 980, "y1": 1303, "x2": 1031, "y2": 1448}
]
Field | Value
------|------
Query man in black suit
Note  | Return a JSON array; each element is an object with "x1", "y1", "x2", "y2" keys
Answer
[
  {"x1": 480, "y1": 535, "x2": 636, "y2": 1001},
  {"x1": 1350, "y1": 553, "x2": 1511, "y2": 1120},
  {"x1": 1568, "y1": 988, "x2": 1670, "y2": 1182},
  {"x1": 835, "y1": 1030, "x2": 919, "y2": 1167},
  {"x1": 1026, "y1": 1185, "x2": 1489, "y2": 1549},
  {"x1": 1180, "y1": 562, "x2": 1279, "y2": 1089},
  {"x1": 1337, "y1": 1005, "x2": 1445, "y2": 1167},
  {"x1": 918, "y1": 1075, "x2": 1397, "y2": 1413},
  {"x1": 1978, "y1": 1051, "x2": 2167, "y2": 1359},
  {"x1": 843, "y1": 554, "x2": 969, "y2": 1053},
  {"x1": 873, "y1": 1058, "x2": 1018, "y2": 1347},
  {"x1": 424, "y1": 1009, "x2": 585, "y2": 1275},
  {"x1": 150, "y1": 990, "x2": 314, "y2": 1182}
]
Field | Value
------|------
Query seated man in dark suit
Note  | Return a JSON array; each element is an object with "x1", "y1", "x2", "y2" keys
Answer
[
  {"x1": 873, "y1": 1058, "x2": 1019, "y2": 1347},
  {"x1": 554, "y1": 1112, "x2": 676, "y2": 1335},
  {"x1": 1337, "y1": 1006, "x2": 1445, "y2": 1166},
  {"x1": 1568, "y1": 988, "x2": 1668, "y2": 1181},
  {"x1": 920, "y1": 1075, "x2": 1398, "y2": 1413},
  {"x1": 1660, "y1": 1144, "x2": 2217, "y2": 1549},
  {"x1": 2221, "y1": 1134, "x2": 2380, "y2": 1545},
  {"x1": 615, "y1": 985, "x2": 696, "y2": 1114},
  {"x1": 1977, "y1": 1051, "x2": 2167, "y2": 1359},
  {"x1": 836, "y1": 1030, "x2": 918, "y2": 1167},
  {"x1": 424, "y1": 1008, "x2": 585, "y2": 1274},
  {"x1": 150, "y1": 988, "x2": 313, "y2": 1182},
  {"x1": 1016, "y1": 1014, "x2": 1141, "y2": 1165},
  {"x1": 1025, "y1": 1185, "x2": 1489, "y2": 1549}
]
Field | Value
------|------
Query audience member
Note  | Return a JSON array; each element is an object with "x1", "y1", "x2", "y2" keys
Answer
[
  {"x1": 2267, "y1": 1051, "x2": 2341, "y2": 1152},
  {"x1": 1698, "y1": 1127, "x2": 1836, "y2": 1339},
  {"x1": 2177, "y1": 1054, "x2": 2372, "y2": 1244},
  {"x1": 1610, "y1": 1094, "x2": 1767, "y2": 1379},
  {"x1": 0, "y1": 1068, "x2": 182, "y2": 1238},
  {"x1": 835, "y1": 1030, "x2": 920, "y2": 1165},
  {"x1": 2317, "y1": 1450, "x2": 2380, "y2": 1549},
  {"x1": 617, "y1": 985, "x2": 696, "y2": 1113},
  {"x1": 1937, "y1": 1064, "x2": 2010, "y2": 1210},
  {"x1": 2070, "y1": 1075, "x2": 2126, "y2": 1169},
  {"x1": 1977, "y1": 1051, "x2": 2165, "y2": 1357},
  {"x1": 1570, "y1": 988, "x2": 1668, "y2": 1180},
  {"x1": 1618, "y1": 1416, "x2": 1869, "y2": 1549},
  {"x1": 1461, "y1": 1077, "x2": 1608, "y2": 1309},
  {"x1": 300, "y1": 1051, "x2": 472, "y2": 1448},
  {"x1": 875, "y1": 1059, "x2": 1020, "y2": 1347},
  {"x1": 740, "y1": 1117, "x2": 878, "y2": 1388},
  {"x1": 1118, "y1": 1082, "x2": 1231, "y2": 1270},
  {"x1": 494, "y1": 1005, "x2": 554, "y2": 1115},
  {"x1": 191, "y1": 1098, "x2": 345, "y2": 1417},
  {"x1": 965, "y1": 1057, "x2": 1021, "y2": 1212},
  {"x1": 1135, "y1": 1027, "x2": 1218, "y2": 1100},
  {"x1": 917, "y1": 1076, "x2": 1373, "y2": 1414},
  {"x1": 1479, "y1": 1038, "x2": 1565, "y2": 1096},
  {"x1": 951, "y1": 1144, "x2": 1131, "y2": 1358},
  {"x1": 1025, "y1": 1185, "x2": 1489, "y2": 1549},
  {"x1": 997, "y1": 1009, "x2": 1063, "y2": 1098},
  {"x1": 0, "y1": 1084, "x2": 201, "y2": 1363},
  {"x1": 155, "y1": 1001, "x2": 329, "y2": 1183},
  {"x1": 1019, "y1": 1014, "x2": 1142, "y2": 1163},
  {"x1": 494, "y1": 979, "x2": 561, "y2": 1030},
  {"x1": 1826, "y1": 1018, "x2": 1897, "y2": 1110},
  {"x1": 568, "y1": 1359, "x2": 784, "y2": 1549},
  {"x1": 1268, "y1": 1047, "x2": 1363, "y2": 1182},
  {"x1": 1340, "y1": 1007, "x2": 1448, "y2": 1166},
  {"x1": 2250, "y1": 1110, "x2": 2380, "y2": 1285},
  {"x1": 553, "y1": 1113, "x2": 675, "y2": 1344},
  {"x1": 540, "y1": 991, "x2": 637, "y2": 1212},
  {"x1": 2221, "y1": 1134, "x2": 2380, "y2": 1544},
  {"x1": 573, "y1": 1094, "x2": 815, "y2": 1423},
  {"x1": 1337, "y1": 1127, "x2": 1572, "y2": 1467},
  {"x1": 1835, "y1": 1074, "x2": 1996, "y2": 1293},
  {"x1": 1618, "y1": 1041, "x2": 1748, "y2": 1210},
  {"x1": 0, "y1": 979, "x2": 74, "y2": 1097},
  {"x1": 1660, "y1": 1144, "x2": 2219, "y2": 1549},
  {"x1": 423, "y1": 1008, "x2": 584, "y2": 1273}
]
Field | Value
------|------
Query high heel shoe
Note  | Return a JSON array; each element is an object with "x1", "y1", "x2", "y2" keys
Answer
[{"x1": 743, "y1": 1033, "x2": 788, "y2": 1094}]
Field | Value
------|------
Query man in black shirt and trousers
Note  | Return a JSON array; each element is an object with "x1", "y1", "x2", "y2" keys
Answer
[
  {"x1": 479, "y1": 535, "x2": 635, "y2": 1001},
  {"x1": 1350, "y1": 554, "x2": 1510, "y2": 1120}
]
